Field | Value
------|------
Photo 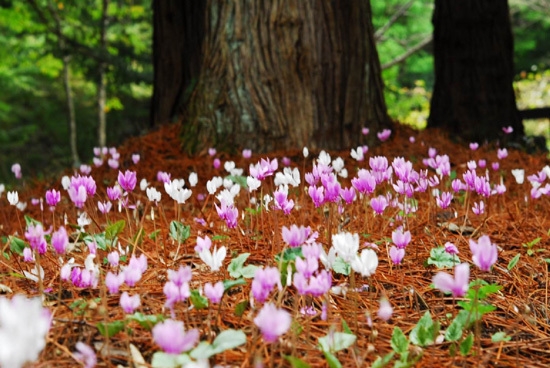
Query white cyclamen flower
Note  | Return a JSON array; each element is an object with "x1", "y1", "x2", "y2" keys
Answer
[
  {"x1": 0, "y1": 295, "x2": 51, "y2": 368},
  {"x1": 332, "y1": 232, "x2": 360, "y2": 263},
  {"x1": 199, "y1": 246, "x2": 227, "y2": 272},
  {"x1": 146, "y1": 187, "x2": 162, "y2": 203},
  {"x1": 188, "y1": 172, "x2": 198, "y2": 187},
  {"x1": 351, "y1": 249, "x2": 378, "y2": 277},
  {"x1": 511, "y1": 169, "x2": 525, "y2": 184},
  {"x1": 7, "y1": 191, "x2": 18, "y2": 206}
]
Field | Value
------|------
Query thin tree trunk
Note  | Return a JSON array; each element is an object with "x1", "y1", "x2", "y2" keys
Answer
[
  {"x1": 152, "y1": 0, "x2": 389, "y2": 153},
  {"x1": 62, "y1": 54, "x2": 79, "y2": 167},
  {"x1": 97, "y1": 0, "x2": 109, "y2": 148},
  {"x1": 428, "y1": 0, "x2": 524, "y2": 143}
]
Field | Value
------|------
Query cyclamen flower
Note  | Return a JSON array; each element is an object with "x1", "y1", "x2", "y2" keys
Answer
[
  {"x1": 282, "y1": 224, "x2": 309, "y2": 248},
  {"x1": 469, "y1": 235, "x2": 498, "y2": 271},
  {"x1": 249, "y1": 158, "x2": 278, "y2": 180},
  {"x1": 251, "y1": 267, "x2": 281, "y2": 303},
  {"x1": 0, "y1": 295, "x2": 51, "y2": 368},
  {"x1": 436, "y1": 191, "x2": 452, "y2": 209},
  {"x1": 118, "y1": 170, "x2": 137, "y2": 192},
  {"x1": 332, "y1": 232, "x2": 359, "y2": 263},
  {"x1": 105, "y1": 272, "x2": 125, "y2": 294},
  {"x1": 293, "y1": 269, "x2": 331, "y2": 297},
  {"x1": 195, "y1": 235, "x2": 212, "y2": 253},
  {"x1": 215, "y1": 201, "x2": 238, "y2": 228},
  {"x1": 146, "y1": 187, "x2": 162, "y2": 203},
  {"x1": 377, "y1": 298, "x2": 393, "y2": 321},
  {"x1": 511, "y1": 169, "x2": 525, "y2": 184},
  {"x1": 98, "y1": 201, "x2": 112, "y2": 214},
  {"x1": 25, "y1": 223, "x2": 48, "y2": 254},
  {"x1": 120, "y1": 292, "x2": 140, "y2": 314},
  {"x1": 502, "y1": 126, "x2": 513, "y2": 134},
  {"x1": 164, "y1": 266, "x2": 192, "y2": 309},
  {"x1": 152, "y1": 319, "x2": 199, "y2": 354},
  {"x1": 132, "y1": 154, "x2": 140, "y2": 164},
  {"x1": 433, "y1": 263, "x2": 470, "y2": 297},
  {"x1": 74, "y1": 342, "x2": 97, "y2": 368},
  {"x1": 199, "y1": 246, "x2": 226, "y2": 272},
  {"x1": 254, "y1": 303, "x2": 291, "y2": 343},
  {"x1": 469, "y1": 142, "x2": 479, "y2": 151},
  {"x1": 204, "y1": 281, "x2": 224, "y2": 303},
  {"x1": 7, "y1": 191, "x2": 18, "y2": 206},
  {"x1": 242, "y1": 149, "x2": 252, "y2": 159},
  {"x1": 472, "y1": 201, "x2": 485, "y2": 215},
  {"x1": 340, "y1": 187, "x2": 356, "y2": 204},
  {"x1": 45, "y1": 189, "x2": 61, "y2": 208},
  {"x1": 389, "y1": 246, "x2": 405, "y2": 265},
  {"x1": 444, "y1": 242, "x2": 459, "y2": 255},
  {"x1": 377, "y1": 129, "x2": 391, "y2": 142},
  {"x1": 106, "y1": 251, "x2": 119, "y2": 267},
  {"x1": 370, "y1": 195, "x2": 388, "y2": 215},
  {"x1": 392, "y1": 228, "x2": 411, "y2": 249},
  {"x1": 51, "y1": 226, "x2": 69, "y2": 254},
  {"x1": 11, "y1": 163, "x2": 22, "y2": 179},
  {"x1": 351, "y1": 249, "x2": 378, "y2": 277}
]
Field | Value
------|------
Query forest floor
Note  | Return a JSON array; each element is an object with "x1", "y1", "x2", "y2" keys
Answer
[{"x1": 1, "y1": 122, "x2": 550, "y2": 367}]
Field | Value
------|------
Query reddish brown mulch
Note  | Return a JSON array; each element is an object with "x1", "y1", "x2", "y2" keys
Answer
[{"x1": 1, "y1": 122, "x2": 550, "y2": 367}]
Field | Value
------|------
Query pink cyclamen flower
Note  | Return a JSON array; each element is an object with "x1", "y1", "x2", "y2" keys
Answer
[
  {"x1": 436, "y1": 191, "x2": 452, "y2": 209},
  {"x1": 392, "y1": 228, "x2": 411, "y2": 249},
  {"x1": 251, "y1": 267, "x2": 281, "y2": 303},
  {"x1": 472, "y1": 201, "x2": 485, "y2": 215},
  {"x1": 377, "y1": 298, "x2": 393, "y2": 321},
  {"x1": 433, "y1": 263, "x2": 470, "y2": 298},
  {"x1": 97, "y1": 201, "x2": 112, "y2": 214},
  {"x1": 74, "y1": 342, "x2": 97, "y2": 368},
  {"x1": 204, "y1": 281, "x2": 224, "y2": 304},
  {"x1": 502, "y1": 126, "x2": 513, "y2": 134},
  {"x1": 45, "y1": 189, "x2": 61, "y2": 208},
  {"x1": 377, "y1": 129, "x2": 392, "y2": 142},
  {"x1": 469, "y1": 142, "x2": 479, "y2": 151},
  {"x1": 242, "y1": 149, "x2": 252, "y2": 159},
  {"x1": 370, "y1": 195, "x2": 388, "y2": 215},
  {"x1": 51, "y1": 226, "x2": 69, "y2": 254},
  {"x1": 105, "y1": 272, "x2": 124, "y2": 294},
  {"x1": 469, "y1": 235, "x2": 498, "y2": 272},
  {"x1": 120, "y1": 292, "x2": 140, "y2": 314},
  {"x1": 444, "y1": 242, "x2": 459, "y2": 255},
  {"x1": 152, "y1": 319, "x2": 199, "y2": 354},
  {"x1": 497, "y1": 148, "x2": 508, "y2": 160},
  {"x1": 107, "y1": 251, "x2": 120, "y2": 267},
  {"x1": 213, "y1": 158, "x2": 221, "y2": 169},
  {"x1": 195, "y1": 235, "x2": 212, "y2": 253},
  {"x1": 282, "y1": 224, "x2": 309, "y2": 248},
  {"x1": 132, "y1": 154, "x2": 140, "y2": 164},
  {"x1": 118, "y1": 170, "x2": 137, "y2": 192},
  {"x1": 208, "y1": 148, "x2": 217, "y2": 157},
  {"x1": 23, "y1": 247, "x2": 34, "y2": 262},
  {"x1": 11, "y1": 163, "x2": 22, "y2": 179},
  {"x1": 389, "y1": 246, "x2": 405, "y2": 265},
  {"x1": 25, "y1": 223, "x2": 48, "y2": 254},
  {"x1": 254, "y1": 303, "x2": 291, "y2": 343},
  {"x1": 157, "y1": 171, "x2": 171, "y2": 183},
  {"x1": 361, "y1": 127, "x2": 370, "y2": 135}
]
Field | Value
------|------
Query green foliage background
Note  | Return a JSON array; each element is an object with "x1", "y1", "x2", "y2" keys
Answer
[{"x1": 0, "y1": 0, "x2": 548, "y2": 184}]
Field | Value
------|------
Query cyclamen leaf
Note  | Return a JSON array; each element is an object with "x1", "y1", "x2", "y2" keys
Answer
[
  {"x1": 332, "y1": 257, "x2": 351, "y2": 275},
  {"x1": 151, "y1": 352, "x2": 191, "y2": 368},
  {"x1": 371, "y1": 352, "x2": 395, "y2": 368},
  {"x1": 223, "y1": 278, "x2": 247, "y2": 291},
  {"x1": 409, "y1": 311, "x2": 435, "y2": 347},
  {"x1": 323, "y1": 350, "x2": 343, "y2": 368},
  {"x1": 228, "y1": 253, "x2": 257, "y2": 278},
  {"x1": 444, "y1": 316, "x2": 464, "y2": 342},
  {"x1": 189, "y1": 290, "x2": 208, "y2": 309},
  {"x1": 507, "y1": 253, "x2": 520, "y2": 270},
  {"x1": 284, "y1": 355, "x2": 311, "y2": 368},
  {"x1": 459, "y1": 333, "x2": 474, "y2": 356},
  {"x1": 105, "y1": 219, "x2": 125, "y2": 240},
  {"x1": 318, "y1": 332, "x2": 356, "y2": 353},
  {"x1": 97, "y1": 320, "x2": 125, "y2": 338},
  {"x1": 427, "y1": 247, "x2": 460, "y2": 268},
  {"x1": 491, "y1": 331, "x2": 511, "y2": 342},
  {"x1": 391, "y1": 327, "x2": 409, "y2": 354},
  {"x1": 190, "y1": 329, "x2": 246, "y2": 359},
  {"x1": 169, "y1": 221, "x2": 190, "y2": 242},
  {"x1": 126, "y1": 312, "x2": 164, "y2": 330},
  {"x1": 8, "y1": 235, "x2": 26, "y2": 255}
]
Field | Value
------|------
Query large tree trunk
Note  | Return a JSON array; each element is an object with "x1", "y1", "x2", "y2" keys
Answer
[
  {"x1": 428, "y1": 0, "x2": 524, "y2": 143},
  {"x1": 152, "y1": 0, "x2": 389, "y2": 153},
  {"x1": 151, "y1": 1, "x2": 206, "y2": 126}
]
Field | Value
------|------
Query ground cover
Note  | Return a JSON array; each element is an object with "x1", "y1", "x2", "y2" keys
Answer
[{"x1": 1, "y1": 123, "x2": 549, "y2": 367}]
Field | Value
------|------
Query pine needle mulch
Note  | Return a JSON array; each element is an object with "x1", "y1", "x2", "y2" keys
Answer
[{"x1": 1, "y1": 122, "x2": 550, "y2": 367}]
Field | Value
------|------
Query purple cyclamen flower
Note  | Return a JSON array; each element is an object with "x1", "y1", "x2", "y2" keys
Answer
[
  {"x1": 107, "y1": 251, "x2": 120, "y2": 267},
  {"x1": 308, "y1": 185, "x2": 325, "y2": 207},
  {"x1": 436, "y1": 191, "x2": 452, "y2": 209},
  {"x1": 389, "y1": 246, "x2": 405, "y2": 265},
  {"x1": 469, "y1": 142, "x2": 479, "y2": 151},
  {"x1": 254, "y1": 303, "x2": 291, "y2": 343},
  {"x1": 502, "y1": 126, "x2": 513, "y2": 134},
  {"x1": 120, "y1": 292, "x2": 140, "y2": 314},
  {"x1": 377, "y1": 129, "x2": 391, "y2": 142},
  {"x1": 25, "y1": 223, "x2": 48, "y2": 254},
  {"x1": 118, "y1": 170, "x2": 137, "y2": 192},
  {"x1": 282, "y1": 224, "x2": 309, "y2": 248},
  {"x1": 351, "y1": 169, "x2": 376, "y2": 194},
  {"x1": 106, "y1": 185, "x2": 122, "y2": 201},
  {"x1": 51, "y1": 226, "x2": 69, "y2": 254},
  {"x1": 97, "y1": 201, "x2": 112, "y2": 214},
  {"x1": 433, "y1": 263, "x2": 470, "y2": 297},
  {"x1": 339, "y1": 186, "x2": 356, "y2": 204},
  {"x1": 45, "y1": 189, "x2": 61, "y2": 207},
  {"x1": 68, "y1": 185, "x2": 87, "y2": 208},
  {"x1": 215, "y1": 202, "x2": 238, "y2": 228},
  {"x1": 195, "y1": 235, "x2": 212, "y2": 253},
  {"x1": 444, "y1": 242, "x2": 459, "y2": 255},
  {"x1": 23, "y1": 247, "x2": 34, "y2": 262},
  {"x1": 392, "y1": 228, "x2": 411, "y2": 249},
  {"x1": 472, "y1": 201, "x2": 485, "y2": 215},
  {"x1": 293, "y1": 269, "x2": 331, "y2": 297},
  {"x1": 213, "y1": 158, "x2": 221, "y2": 169},
  {"x1": 251, "y1": 267, "x2": 281, "y2": 303},
  {"x1": 362, "y1": 127, "x2": 370, "y2": 135},
  {"x1": 124, "y1": 254, "x2": 147, "y2": 287},
  {"x1": 11, "y1": 163, "x2": 22, "y2": 179},
  {"x1": 132, "y1": 154, "x2": 140, "y2": 164},
  {"x1": 152, "y1": 319, "x2": 199, "y2": 354},
  {"x1": 492, "y1": 162, "x2": 500, "y2": 171},
  {"x1": 249, "y1": 158, "x2": 278, "y2": 180},
  {"x1": 497, "y1": 148, "x2": 508, "y2": 160},
  {"x1": 242, "y1": 149, "x2": 252, "y2": 159},
  {"x1": 273, "y1": 187, "x2": 294, "y2": 214},
  {"x1": 295, "y1": 257, "x2": 319, "y2": 279},
  {"x1": 208, "y1": 148, "x2": 216, "y2": 157},
  {"x1": 157, "y1": 171, "x2": 171, "y2": 183},
  {"x1": 469, "y1": 235, "x2": 498, "y2": 272},
  {"x1": 204, "y1": 281, "x2": 224, "y2": 304},
  {"x1": 370, "y1": 195, "x2": 388, "y2": 215},
  {"x1": 105, "y1": 272, "x2": 125, "y2": 294},
  {"x1": 74, "y1": 342, "x2": 97, "y2": 368}
]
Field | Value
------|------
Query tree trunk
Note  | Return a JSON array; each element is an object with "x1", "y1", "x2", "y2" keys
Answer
[
  {"x1": 151, "y1": 0, "x2": 206, "y2": 126},
  {"x1": 97, "y1": 0, "x2": 109, "y2": 148},
  {"x1": 428, "y1": 0, "x2": 524, "y2": 143},
  {"x1": 152, "y1": 0, "x2": 389, "y2": 153}
]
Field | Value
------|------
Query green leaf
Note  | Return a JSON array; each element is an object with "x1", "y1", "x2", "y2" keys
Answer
[
  {"x1": 228, "y1": 253, "x2": 257, "y2": 278},
  {"x1": 8, "y1": 235, "x2": 27, "y2": 255},
  {"x1": 409, "y1": 311, "x2": 435, "y2": 347},
  {"x1": 491, "y1": 331, "x2": 511, "y2": 343},
  {"x1": 126, "y1": 312, "x2": 164, "y2": 330},
  {"x1": 24, "y1": 215, "x2": 41, "y2": 228},
  {"x1": 341, "y1": 319, "x2": 352, "y2": 334},
  {"x1": 190, "y1": 329, "x2": 246, "y2": 359},
  {"x1": 427, "y1": 247, "x2": 460, "y2": 268},
  {"x1": 284, "y1": 355, "x2": 311, "y2": 368},
  {"x1": 391, "y1": 327, "x2": 409, "y2": 354},
  {"x1": 445, "y1": 316, "x2": 464, "y2": 342},
  {"x1": 459, "y1": 333, "x2": 474, "y2": 356},
  {"x1": 189, "y1": 290, "x2": 208, "y2": 309},
  {"x1": 318, "y1": 332, "x2": 356, "y2": 353},
  {"x1": 332, "y1": 256, "x2": 351, "y2": 275},
  {"x1": 226, "y1": 174, "x2": 248, "y2": 188},
  {"x1": 223, "y1": 278, "x2": 247, "y2": 291},
  {"x1": 97, "y1": 320, "x2": 125, "y2": 338},
  {"x1": 234, "y1": 300, "x2": 249, "y2": 317},
  {"x1": 371, "y1": 352, "x2": 395, "y2": 368},
  {"x1": 169, "y1": 221, "x2": 190, "y2": 243},
  {"x1": 275, "y1": 247, "x2": 303, "y2": 263},
  {"x1": 83, "y1": 233, "x2": 108, "y2": 251},
  {"x1": 323, "y1": 350, "x2": 343, "y2": 368},
  {"x1": 149, "y1": 229, "x2": 161, "y2": 240},
  {"x1": 211, "y1": 235, "x2": 229, "y2": 241},
  {"x1": 507, "y1": 253, "x2": 520, "y2": 271},
  {"x1": 105, "y1": 219, "x2": 125, "y2": 240},
  {"x1": 151, "y1": 352, "x2": 191, "y2": 368}
]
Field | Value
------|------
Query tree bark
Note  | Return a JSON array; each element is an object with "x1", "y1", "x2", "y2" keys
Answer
[
  {"x1": 428, "y1": 0, "x2": 524, "y2": 143},
  {"x1": 151, "y1": 0, "x2": 206, "y2": 126},
  {"x1": 97, "y1": 0, "x2": 109, "y2": 148},
  {"x1": 152, "y1": 0, "x2": 389, "y2": 153}
]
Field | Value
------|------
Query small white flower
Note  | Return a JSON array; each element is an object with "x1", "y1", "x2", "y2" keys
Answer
[
  {"x1": 511, "y1": 169, "x2": 525, "y2": 184},
  {"x1": 139, "y1": 178, "x2": 149, "y2": 191},
  {"x1": 206, "y1": 177, "x2": 223, "y2": 195},
  {"x1": 16, "y1": 202, "x2": 27, "y2": 212},
  {"x1": 146, "y1": 187, "x2": 161, "y2": 203},
  {"x1": 7, "y1": 191, "x2": 18, "y2": 206},
  {"x1": 317, "y1": 151, "x2": 331, "y2": 166},
  {"x1": 351, "y1": 249, "x2": 378, "y2": 277},
  {"x1": 188, "y1": 172, "x2": 198, "y2": 187},
  {"x1": 77, "y1": 212, "x2": 92, "y2": 229},
  {"x1": 247, "y1": 176, "x2": 261, "y2": 192},
  {"x1": 0, "y1": 184, "x2": 5, "y2": 197},
  {"x1": 332, "y1": 232, "x2": 360, "y2": 263},
  {"x1": 199, "y1": 246, "x2": 226, "y2": 272},
  {"x1": 351, "y1": 146, "x2": 364, "y2": 161},
  {"x1": 224, "y1": 161, "x2": 236, "y2": 173},
  {"x1": 61, "y1": 175, "x2": 71, "y2": 190},
  {"x1": 303, "y1": 147, "x2": 309, "y2": 158},
  {"x1": 332, "y1": 157, "x2": 345, "y2": 173}
]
